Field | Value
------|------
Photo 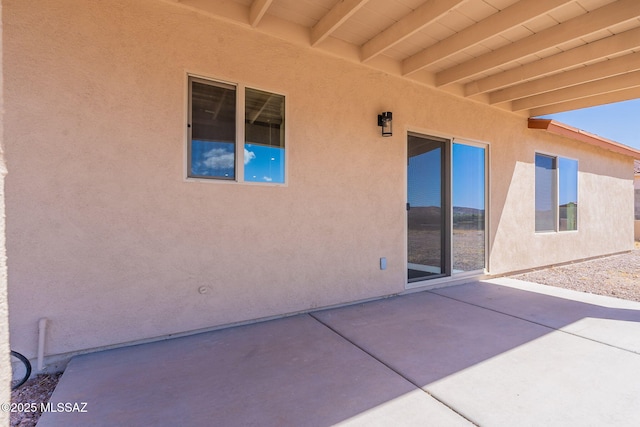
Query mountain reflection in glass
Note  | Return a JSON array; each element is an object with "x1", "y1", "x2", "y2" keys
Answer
[
  {"x1": 452, "y1": 144, "x2": 485, "y2": 273},
  {"x1": 407, "y1": 136, "x2": 444, "y2": 280}
]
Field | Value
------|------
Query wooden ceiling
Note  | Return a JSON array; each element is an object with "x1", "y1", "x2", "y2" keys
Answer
[{"x1": 163, "y1": 0, "x2": 640, "y2": 117}]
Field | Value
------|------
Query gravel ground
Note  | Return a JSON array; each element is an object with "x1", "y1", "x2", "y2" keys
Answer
[
  {"x1": 512, "y1": 244, "x2": 640, "y2": 302},
  {"x1": 10, "y1": 374, "x2": 61, "y2": 427},
  {"x1": 10, "y1": 245, "x2": 640, "y2": 426}
]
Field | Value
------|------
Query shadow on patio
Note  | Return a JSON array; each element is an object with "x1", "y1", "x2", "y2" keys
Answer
[{"x1": 38, "y1": 279, "x2": 640, "y2": 426}]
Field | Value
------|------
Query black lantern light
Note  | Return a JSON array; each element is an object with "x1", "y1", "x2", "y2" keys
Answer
[{"x1": 378, "y1": 112, "x2": 392, "y2": 137}]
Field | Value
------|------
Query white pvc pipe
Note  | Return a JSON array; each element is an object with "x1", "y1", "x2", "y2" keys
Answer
[{"x1": 38, "y1": 318, "x2": 47, "y2": 371}]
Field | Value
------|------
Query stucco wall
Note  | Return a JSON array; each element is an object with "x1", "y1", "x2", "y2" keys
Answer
[
  {"x1": 0, "y1": 0, "x2": 10, "y2": 422},
  {"x1": 4, "y1": 0, "x2": 635, "y2": 360},
  {"x1": 634, "y1": 177, "x2": 639, "y2": 239},
  {"x1": 0, "y1": 158, "x2": 8, "y2": 427},
  {"x1": 490, "y1": 136, "x2": 633, "y2": 273},
  {"x1": 0, "y1": 165, "x2": 7, "y2": 425},
  {"x1": 635, "y1": 177, "x2": 640, "y2": 216}
]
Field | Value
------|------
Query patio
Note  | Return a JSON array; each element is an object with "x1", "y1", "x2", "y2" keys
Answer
[{"x1": 37, "y1": 278, "x2": 640, "y2": 426}]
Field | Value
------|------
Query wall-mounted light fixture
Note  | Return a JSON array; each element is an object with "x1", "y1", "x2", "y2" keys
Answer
[{"x1": 378, "y1": 112, "x2": 392, "y2": 137}]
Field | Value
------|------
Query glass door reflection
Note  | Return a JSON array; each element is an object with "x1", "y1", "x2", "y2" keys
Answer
[
  {"x1": 452, "y1": 143, "x2": 486, "y2": 273},
  {"x1": 407, "y1": 135, "x2": 446, "y2": 281}
]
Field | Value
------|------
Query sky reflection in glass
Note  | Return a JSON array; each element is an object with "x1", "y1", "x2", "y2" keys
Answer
[
  {"x1": 244, "y1": 144, "x2": 285, "y2": 183},
  {"x1": 191, "y1": 140, "x2": 235, "y2": 179}
]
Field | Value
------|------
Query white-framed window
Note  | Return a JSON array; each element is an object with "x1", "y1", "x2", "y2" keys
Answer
[
  {"x1": 187, "y1": 75, "x2": 286, "y2": 184},
  {"x1": 535, "y1": 153, "x2": 578, "y2": 232}
]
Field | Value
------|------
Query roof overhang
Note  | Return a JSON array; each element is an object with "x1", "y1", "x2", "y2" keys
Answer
[
  {"x1": 528, "y1": 119, "x2": 640, "y2": 160},
  {"x1": 162, "y1": 0, "x2": 640, "y2": 117}
]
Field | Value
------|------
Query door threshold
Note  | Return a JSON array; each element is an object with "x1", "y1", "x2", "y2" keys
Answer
[{"x1": 404, "y1": 272, "x2": 487, "y2": 293}]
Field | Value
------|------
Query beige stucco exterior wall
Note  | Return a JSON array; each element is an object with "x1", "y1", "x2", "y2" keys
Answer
[
  {"x1": 490, "y1": 135, "x2": 633, "y2": 273},
  {"x1": 635, "y1": 176, "x2": 640, "y2": 240},
  {"x1": 0, "y1": 167, "x2": 7, "y2": 421},
  {"x1": 0, "y1": 163, "x2": 7, "y2": 427},
  {"x1": 3, "y1": 0, "x2": 635, "y2": 360},
  {"x1": 0, "y1": 0, "x2": 10, "y2": 423}
]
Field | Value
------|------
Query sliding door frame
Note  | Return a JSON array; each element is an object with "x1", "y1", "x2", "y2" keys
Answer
[{"x1": 405, "y1": 129, "x2": 490, "y2": 289}]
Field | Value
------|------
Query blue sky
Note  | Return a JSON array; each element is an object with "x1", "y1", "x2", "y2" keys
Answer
[
  {"x1": 539, "y1": 99, "x2": 640, "y2": 150},
  {"x1": 244, "y1": 144, "x2": 285, "y2": 183},
  {"x1": 191, "y1": 141, "x2": 285, "y2": 183},
  {"x1": 407, "y1": 144, "x2": 485, "y2": 210}
]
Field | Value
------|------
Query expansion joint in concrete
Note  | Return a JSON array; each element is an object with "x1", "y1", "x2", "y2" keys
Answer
[{"x1": 307, "y1": 313, "x2": 480, "y2": 426}]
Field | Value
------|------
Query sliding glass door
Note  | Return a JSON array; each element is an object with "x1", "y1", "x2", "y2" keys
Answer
[
  {"x1": 452, "y1": 143, "x2": 486, "y2": 273},
  {"x1": 407, "y1": 134, "x2": 486, "y2": 283},
  {"x1": 407, "y1": 135, "x2": 448, "y2": 281}
]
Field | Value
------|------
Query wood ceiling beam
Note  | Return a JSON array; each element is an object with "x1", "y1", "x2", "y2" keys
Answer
[
  {"x1": 361, "y1": 0, "x2": 466, "y2": 62},
  {"x1": 436, "y1": 0, "x2": 640, "y2": 86},
  {"x1": 490, "y1": 52, "x2": 640, "y2": 104},
  {"x1": 529, "y1": 86, "x2": 640, "y2": 117},
  {"x1": 311, "y1": 0, "x2": 370, "y2": 46},
  {"x1": 249, "y1": 0, "x2": 274, "y2": 27},
  {"x1": 464, "y1": 26, "x2": 640, "y2": 96},
  {"x1": 512, "y1": 69, "x2": 640, "y2": 111},
  {"x1": 402, "y1": 0, "x2": 568, "y2": 76}
]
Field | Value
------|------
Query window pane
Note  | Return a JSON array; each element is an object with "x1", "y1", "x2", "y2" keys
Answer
[
  {"x1": 535, "y1": 154, "x2": 556, "y2": 232},
  {"x1": 559, "y1": 158, "x2": 578, "y2": 231},
  {"x1": 189, "y1": 79, "x2": 236, "y2": 179},
  {"x1": 452, "y1": 143, "x2": 485, "y2": 273},
  {"x1": 244, "y1": 88, "x2": 285, "y2": 183},
  {"x1": 190, "y1": 140, "x2": 235, "y2": 179}
]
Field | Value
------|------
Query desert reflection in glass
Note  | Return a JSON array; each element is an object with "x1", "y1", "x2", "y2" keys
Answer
[
  {"x1": 407, "y1": 136, "x2": 445, "y2": 280},
  {"x1": 452, "y1": 143, "x2": 485, "y2": 273}
]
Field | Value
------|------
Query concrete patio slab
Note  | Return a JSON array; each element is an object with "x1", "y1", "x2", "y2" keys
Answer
[
  {"x1": 425, "y1": 328, "x2": 640, "y2": 426},
  {"x1": 433, "y1": 278, "x2": 640, "y2": 353},
  {"x1": 38, "y1": 279, "x2": 640, "y2": 426},
  {"x1": 315, "y1": 287, "x2": 640, "y2": 426},
  {"x1": 37, "y1": 314, "x2": 470, "y2": 427},
  {"x1": 312, "y1": 291, "x2": 552, "y2": 387}
]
